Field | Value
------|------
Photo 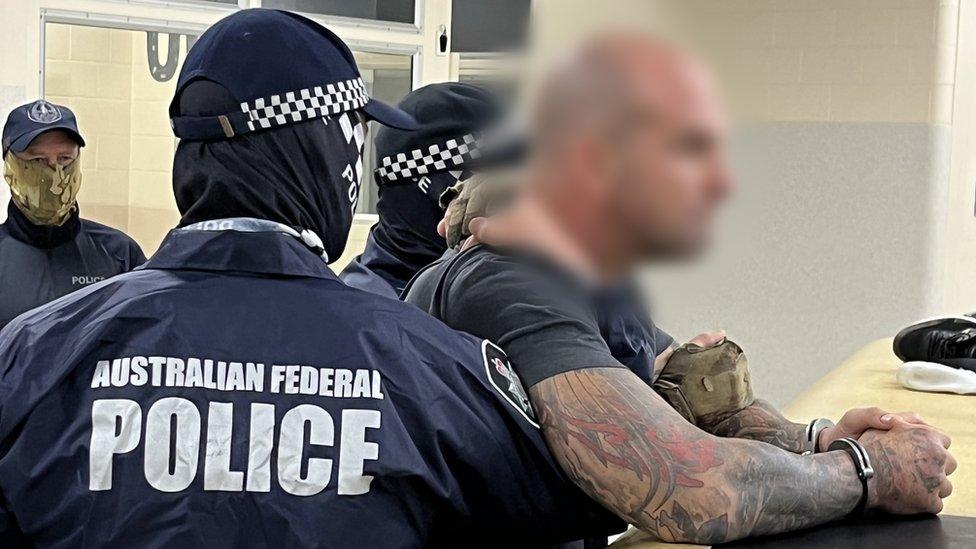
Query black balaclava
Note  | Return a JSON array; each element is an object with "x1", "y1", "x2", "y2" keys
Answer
[
  {"x1": 369, "y1": 169, "x2": 468, "y2": 279},
  {"x1": 368, "y1": 83, "x2": 506, "y2": 278},
  {"x1": 172, "y1": 80, "x2": 366, "y2": 262}
]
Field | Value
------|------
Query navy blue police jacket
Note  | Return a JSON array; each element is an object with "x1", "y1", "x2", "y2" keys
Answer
[
  {"x1": 338, "y1": 231, "x2": 402, "y2": 299},
  {"x1": 0, "y1": 226, "x2": 621, "y2": 548},
  {"x1": 0, "y1": 202, "x2": 146, "y2": 330}
]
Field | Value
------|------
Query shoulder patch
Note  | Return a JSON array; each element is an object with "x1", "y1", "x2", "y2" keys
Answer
[{"x1": 482, "y1": 340, "x2": 539, "y2": 428}]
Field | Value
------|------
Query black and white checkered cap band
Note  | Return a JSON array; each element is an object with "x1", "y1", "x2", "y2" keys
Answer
[
  {"x1": 240, "y1": 78, "x2": 369, "y2": 132},
  {"x1": 375, "y1": 134, "x2": 480, "y2": 182}
]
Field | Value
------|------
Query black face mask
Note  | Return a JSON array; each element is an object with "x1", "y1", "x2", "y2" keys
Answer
[
  {"x1": 370, "y1": 169, "x2": 467, "y2": 275},
  {"x1": 172, "y1": 111, "x2": 367, "y2": 262}
]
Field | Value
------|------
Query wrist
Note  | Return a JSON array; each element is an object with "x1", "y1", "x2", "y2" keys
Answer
[
  {"x1": 827, "y1": 437, "x2": 874, "y2": 517},
  {"x1": 859, "y1": 439, "x2": 883, "y2": 510},
  {"x1": 806, "y1": 418, "x2": 835, "y2": 454},
  {"x1": 866, "y1": 469, "x2": 880, "y2": 510},
  {"x1": 817, "y1": 427, "x2": 832, "y2": 452}
]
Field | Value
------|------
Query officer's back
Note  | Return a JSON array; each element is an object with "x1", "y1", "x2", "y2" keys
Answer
[{"x1": 0, "y1": 9, "x2": 618, "y2": 548}]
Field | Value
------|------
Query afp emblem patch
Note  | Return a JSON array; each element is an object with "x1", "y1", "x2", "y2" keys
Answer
[
  {"x1": 27, "y1": 100, "x2": 62, "y2": 124},
  {"x1": 482, "y1": 340, "x2": 538, "y2": 428}
]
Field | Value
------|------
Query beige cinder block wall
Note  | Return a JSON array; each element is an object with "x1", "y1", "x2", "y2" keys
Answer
[
  {"x1": 40, "y1": 27, "x2": 183, "y2": 253},
  {"x1": 126, "y1": 33, "x2": 183, "y2": 252},
  {"x1": 44, "y1": 24, "x2": 135, "y2": 233}
]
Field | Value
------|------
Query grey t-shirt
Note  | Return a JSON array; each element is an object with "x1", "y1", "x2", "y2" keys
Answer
[{"x1": 403, "y1": 245, "x2": 672, "y2": 387}]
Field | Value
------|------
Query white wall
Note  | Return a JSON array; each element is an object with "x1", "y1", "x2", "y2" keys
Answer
[{"x1": 942, "y1": 0, "x2": 976, "y2": 313}]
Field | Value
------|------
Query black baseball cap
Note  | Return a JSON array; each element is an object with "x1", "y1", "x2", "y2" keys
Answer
[
  {"x1": 170, "y1": 9, "x2": 418, "y2": 141},
  {"x1": 2, "y1": 100, "x2": 85, "y2": 157},
  {"x1": 374, "y1": 82, "x2": 523, "y2": 183}
]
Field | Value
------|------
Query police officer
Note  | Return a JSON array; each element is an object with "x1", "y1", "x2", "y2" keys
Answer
[
  {"x1": 0, "y1": 10, "x2": 622, "y2": 546},
  {"x1": 340, "y1": 82, "x2": 510, "y2": 297},
  {"x1": 0, "y1": 100, "x2": 145, "y2": 328}
]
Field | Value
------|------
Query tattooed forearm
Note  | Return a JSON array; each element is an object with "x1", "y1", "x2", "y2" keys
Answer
[
  {"x1": 531, "y1": 368, "x2": 862, "y2": 544},
  {"x1": 702, "y1": 399, "x2": 809, "y2": 453}
]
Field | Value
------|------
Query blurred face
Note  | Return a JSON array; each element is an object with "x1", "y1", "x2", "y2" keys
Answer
[
  {"x1": 14, "y1": 130, "x2": 80, "y2": 168},
  {"x1": 606, "y1": 60, "x2": 733, "y2": 259}
]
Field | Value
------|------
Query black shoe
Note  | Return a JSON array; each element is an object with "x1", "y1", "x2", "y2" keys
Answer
[{"x1": 893, "y1": 316, "x2": 976, "y2": 362}]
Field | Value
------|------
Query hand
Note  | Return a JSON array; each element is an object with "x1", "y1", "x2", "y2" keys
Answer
[
  {"x1": 688, "y1": 331, "x2": 727, "y2": 349},
  {"x1": 859, "y1": 420, "x2": 956, "y2": 514},
  {"x1": 819, "y1": 408, "x2": 929, "y2": 450},
  {"x1": 437, "y1": 172, "x2": 519, "y2": 248},
  {"x1": 653, "y1": 331, "x2": 727, "y2": 377},
  {"x1": 460, "y1": 216, "x2": 492, "y2": 250}
]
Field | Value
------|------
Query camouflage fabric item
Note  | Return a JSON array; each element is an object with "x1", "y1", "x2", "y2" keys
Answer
[
  {"x1": 653, "y1": 339, "x2": 755, "y2": 427},
  {"x1": 439, "y1": 171, "x2": 519, "y2": 248}
]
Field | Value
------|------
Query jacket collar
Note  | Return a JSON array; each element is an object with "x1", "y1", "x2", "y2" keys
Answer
[
  {"x1": 141, "y1": 226, "x2": 338, "y2": 280},
  {"x1": 3, "y1": 200, "x2": 81, "y2": 248}
]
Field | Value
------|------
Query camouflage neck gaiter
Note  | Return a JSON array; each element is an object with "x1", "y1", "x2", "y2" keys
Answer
[{"x1": 3, "y1": 151, "x2": 82, "y2": 226}]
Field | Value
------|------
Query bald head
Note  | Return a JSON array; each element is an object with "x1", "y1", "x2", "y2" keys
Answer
[
  {"x1": 533, "y1": 34, "x2": 717, "y2": 160},
  {"x1": 528, "y1": 33, "x2": 733, "y2": 263}
]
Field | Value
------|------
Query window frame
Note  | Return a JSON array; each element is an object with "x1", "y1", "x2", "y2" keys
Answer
[{"x1": 36, "y1": 1, "x2": 436, "y2": 221}]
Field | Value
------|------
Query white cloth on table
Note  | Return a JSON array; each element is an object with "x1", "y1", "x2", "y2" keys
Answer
[{"x1": 898, "y1": 361, "x2": 976, "y2": 395}]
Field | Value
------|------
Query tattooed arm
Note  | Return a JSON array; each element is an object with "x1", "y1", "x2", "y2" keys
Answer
[
  {"x1": 701, "y1": 401, "x2": 931, "y2": 454},
  {"x1": 532, "y1": 367, "x2": 956, "y2": 544},
  {"x1": 703, "y1": 399, "x2": 809, "y2": 453}
]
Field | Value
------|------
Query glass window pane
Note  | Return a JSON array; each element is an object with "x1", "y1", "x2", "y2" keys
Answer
[
  {"x1": 263, "y1": 1, "x2": 415, "y2": 24},
  {"x1": 353, "y1": 51, "x2": 414, "y2": 215},
  {"x1": 451, "y1": 0, "x2": 530, "y2": 53}
]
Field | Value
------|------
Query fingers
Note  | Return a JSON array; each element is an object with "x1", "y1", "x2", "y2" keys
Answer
[
  {"x1": 460, "y1": 235, "x2": 480, "y2": 252},
  {"x1": 688, "y1": 330, "x2": 726, "y2": 349},
  {"x1": 467, "y1": 216, "x2": 491, "y2": 242},
  {"x1": 939, "y1": 478, "x2": 953, "y2": 499},
  {"x1": 841, "y1": 408, "x2": 928, "y2": 436},
  {"x1": 870, "y1": 420, "x2": 956, "y2": 516},
  {"x1": 882, "y1": 411, "x2": 927, "y2": 426},
  {"x1": 913, "y1": 422, "x2": 952, "y2": 449},
  {"x1": 653, "y1": 347, "x2": 675, "y2": 377},
  {"x1": 928, "y1": 426, "x2": 952, "y2": 449},
  {"x1": 845, "y1": 407, "x2": 889, "y2": 431},
  {"x1": 945, "y1": 452, "x2": 958, "y2": 475},
  {"x1": 885, "y1": 415, "x2": 950, "y2": 448}
]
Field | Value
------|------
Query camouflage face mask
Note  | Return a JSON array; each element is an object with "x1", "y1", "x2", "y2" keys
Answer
[{"x1": 3, "y1": 151, "x2": 82, "y2": 226}]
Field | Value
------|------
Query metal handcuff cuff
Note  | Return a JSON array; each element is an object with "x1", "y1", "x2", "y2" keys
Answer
[{"x1": 805, "y1": 418, "x2": 874, "y2": 517}]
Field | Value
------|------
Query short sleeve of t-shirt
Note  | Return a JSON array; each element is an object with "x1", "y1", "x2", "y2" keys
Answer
[
  {"x1": 441, "y1": 250, "x2": 627, "y2": 387},
  {"x1": 652, "y1": 325, "x2": 675, "y2": 356}
]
